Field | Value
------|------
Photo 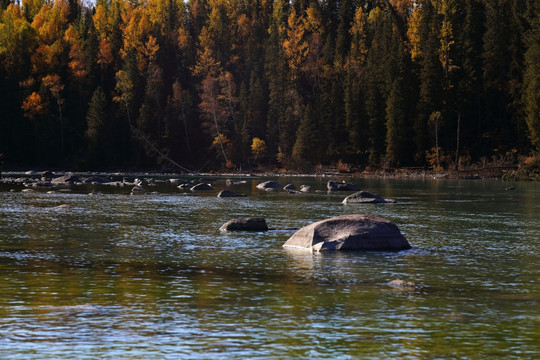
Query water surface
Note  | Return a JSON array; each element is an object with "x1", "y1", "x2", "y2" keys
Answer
[{"x1": 1, "y1": 176, "x2": 539, "y2": 358}]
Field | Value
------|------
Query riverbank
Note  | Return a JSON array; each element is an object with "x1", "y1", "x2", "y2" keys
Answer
[
  {"x1": 0, "y1": 165, "x2": 523, "y2": 183},
  {"x1": 1, "y1": 161, "x2": 538, "y2": 183}
]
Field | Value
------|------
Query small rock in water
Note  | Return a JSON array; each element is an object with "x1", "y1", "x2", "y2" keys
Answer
[
  {"x1": 217, "y1": 190, "x2": 246, "y2": 198},
  {"x1": 327, "y1": 180, "x2": 359, "y2": 191},
  {"x1": 55, "y1": 204, "x2": 71, "y2": 210},
  {"x1": 300, "y1": 185, "x2": 311, "y2": 192},
  {"x1": 190, "y1": 183, "x2": 213, "y2": 191},
  {"x1": 220, "y1": 217, "x2": 268, "y2": 231},
  {"x1": 256, "y1": 181, "x2": 282, "y2": 190},
  {"x1": 342, "y1": 191, "x2": 396, "y2": 204}
]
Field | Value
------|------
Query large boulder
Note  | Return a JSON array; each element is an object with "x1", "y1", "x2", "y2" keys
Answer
[
  {"x1": 256, "y1": 181, "x2": 282, "y2": 190},
  {"x1": 220, "y1": 217, "x2": 268, "y2": 231},
  {"x1": 282, "y1": 214, "x2": 411, "y2": 251},
  {"x1": 327, "y1": 180, "x2": 359, "y2": 191},
  {"x1": 342, "y1": 191, "x2": 396, "y2": 204}
]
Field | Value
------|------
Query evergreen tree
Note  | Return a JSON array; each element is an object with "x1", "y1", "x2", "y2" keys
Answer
[
  {"x1": 85, "y1": 86, "x2": 108, "y2": 166},
  {"x1": 293, "y1": 104, "x2": 318, "y2": 165},
  {"x1": 522, "y1": 3, "x2": 540, "y2": 152}
]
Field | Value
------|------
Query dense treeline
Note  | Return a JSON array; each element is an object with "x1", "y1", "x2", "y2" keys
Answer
[{"x1": 0, "y1": 0, "x2": 538, "y2": 171}]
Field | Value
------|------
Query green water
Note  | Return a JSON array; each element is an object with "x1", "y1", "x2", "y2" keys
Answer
[{"x1": 1, "y1": 176, "x2": 539, "y2": 359}]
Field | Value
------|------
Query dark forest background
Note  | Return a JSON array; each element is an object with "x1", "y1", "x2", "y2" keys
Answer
[{"x1": 0, "y1": 0, "x2": 539, "y2": 172}]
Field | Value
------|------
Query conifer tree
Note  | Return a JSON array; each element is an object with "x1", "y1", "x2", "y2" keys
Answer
[
  {"x1": 522, "y1": 4, "x2": 540, "y2": 152},
  {"x1": 85, "y1": 86, "x2": 108, "y2": 166}
]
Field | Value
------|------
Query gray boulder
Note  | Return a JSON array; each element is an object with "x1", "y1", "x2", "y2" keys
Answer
[
  {"x1": 283, "y1": 184, "x2": 296, "y2": 190},
  {"x1": 256, "y1": 181, "x2": 282, "y2": 190},
  {"x1": 342, "y1": 191, "x2": 396, "y2": 204},
  {"x1": 220, "y1": 217, "x2": 268, "y2": 231},
  {"x1": 51, "y1": 174, "x2": 81, "y2": 185},
  {"x1": 327, "y1": 180, "x2": 359, "y2": 191},
  {"x1": 190, "y1": 183, "x2": 213, "y2": 191},
  {"x1": 282, "y1": 214, "x2": 411, "y2": 251},
  {"x1": 217, "y1": 190, "x2": 246, "y2": 198}
]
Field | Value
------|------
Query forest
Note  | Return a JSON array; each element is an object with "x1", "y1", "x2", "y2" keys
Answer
[{"x1": 0, "y1": 0, "x2": 539, "y2": 172}]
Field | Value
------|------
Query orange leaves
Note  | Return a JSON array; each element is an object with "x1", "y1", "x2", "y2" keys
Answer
[
  {"x1": 64, "y1": 25, "x2": 87, "y2": 81},
  {"x1": 143, "y1": 35, "x2": 159, "y2": 63},
  {"x1": 97, "y1": 38, "x2": 114, "y2": 67},
  {"x1": 113, "y1": 69, "x2": 134, "y2": 107},
  {"x1": 120, "y1": 3, "x2": 152, "y2": 70},
  {"x1": 93, "y1": 4, "x2": 110, "y2": 39},
  {"x1": 389, "y1": 0, "x2": 415, "y2": 18},
  {"x1": 22, "y1": 92, "x2": 46, "y2": 120},
  {"x1": 349, "y1": 7, "x2": 369, "y2": 69},
  {"x1": 192, "y1": 26, "x2": 222, "y2": 77},
  {"x1": 31, "y1": 0, "x2": 69, "y2": 45},
  {"x1": 0, "y1": 4, "x2": 34, "y2": 68},
  {"x1": 251, "y1": 138, "x2": 267, "y2": 160},
  {"x1": 407, "y1": 6, "x2": 423, "y2": 61},
  {"x1": 177, "y1": 27, "x2": 190, "y2": 50},
  {"x1": 282, "y1": 9, "x2": 309, "y2": 76},
  {"x1": 42, "y1": 73, "x2": 64, "y2": 102}
]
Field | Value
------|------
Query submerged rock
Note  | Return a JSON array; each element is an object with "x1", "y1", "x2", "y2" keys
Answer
[
  {"x1": 386, "y1": 279, "x2": 418, "y2": 289},
  {"x1": 282, "y1": 214, "x2": 411, "y2": 252},
  {"x1": 217, "y1": 190, "x2": 246, "y2": 198},
  {"x1": 342, "y1": 191, "x2": 396, "y2": 204},
  {"x1": 220, "y1": 217, "x2": 268, "y2": 231}
]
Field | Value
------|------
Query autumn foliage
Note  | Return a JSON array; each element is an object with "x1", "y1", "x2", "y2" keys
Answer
[{"x1": 0, "y1": 0, "x2": 538, "y2": 171}]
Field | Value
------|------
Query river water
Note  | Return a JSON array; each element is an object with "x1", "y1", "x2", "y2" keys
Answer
[{"x1": 0, "y1": 175, "x2": 539, "y2": 359}]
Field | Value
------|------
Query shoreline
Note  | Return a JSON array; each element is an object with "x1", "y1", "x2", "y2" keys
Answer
[{"x1": 0, "y1": 164, "x2": 521, "y2": 182}]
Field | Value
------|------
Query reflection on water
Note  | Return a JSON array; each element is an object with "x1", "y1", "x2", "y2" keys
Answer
[{"x1": 0, "y1": 177, "x2": 539, "y2": 358}]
